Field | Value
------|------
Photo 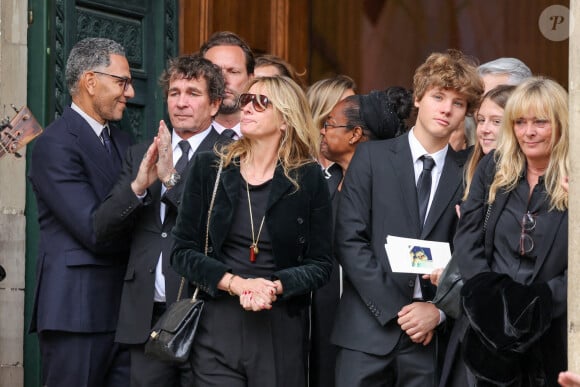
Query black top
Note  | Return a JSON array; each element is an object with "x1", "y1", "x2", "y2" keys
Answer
[
  {"x1": 222, "y1": 178, "x2": 275, "y2": 278},
  {"x1": 171, "y1": 151, "x2": 332, "y2": 301},
  {"x1": 492, "y1": 174, "x2": 549, "y2": 285}
]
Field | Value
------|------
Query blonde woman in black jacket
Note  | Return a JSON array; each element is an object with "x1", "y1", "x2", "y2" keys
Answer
[{"x1": 171, "y1": 76, "x2": 333, "y2": 387}]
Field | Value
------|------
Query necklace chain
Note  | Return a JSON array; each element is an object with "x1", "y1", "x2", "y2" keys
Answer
[{"x1": 246, "y1": 179, "x2": 266, "y2": 262}]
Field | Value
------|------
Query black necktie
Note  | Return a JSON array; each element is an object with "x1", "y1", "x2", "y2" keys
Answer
[
  {"x1": 417, "y1": 155, "x2": 435, "y2": 226},
  {"x1": 174, "y1": 140, "x2": 191, "y2": 175},
  {"x1": 221, "y1": 128, "x2": 236, "y2": 139},
  {"x1": 101, "y1": 126, "x2": 114, "y2": 155}
]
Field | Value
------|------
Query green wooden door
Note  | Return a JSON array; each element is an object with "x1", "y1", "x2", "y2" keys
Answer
[{"x1": 25, "y1": 1, "x2": 177, "y2": 385}]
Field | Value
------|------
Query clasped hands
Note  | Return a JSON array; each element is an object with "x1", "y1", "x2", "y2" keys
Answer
[
  {"x1": 227, "y1": 275, "x2": 283, "y2": 312},
  {"x1": 131, "y1": 120, "x2": 175, "y2": 195},
  {"x1": 397, "y1": 301, "x2": 440, "y2": 346}
]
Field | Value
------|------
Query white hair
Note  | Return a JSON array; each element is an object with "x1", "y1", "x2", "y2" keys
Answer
[{"x1": 477, "y1": 57, "x2": 532, "y2": 85}]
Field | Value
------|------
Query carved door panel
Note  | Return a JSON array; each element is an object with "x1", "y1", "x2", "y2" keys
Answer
[
  {"x1": 25, "y1": 2, "x2": 178, "y2": 385},
  {"x1": 51, "y1": 0, "x2": 178, "y2": 142},
  {"x1": 179, "y1": 0, "x2": 309, "y2": 83}
]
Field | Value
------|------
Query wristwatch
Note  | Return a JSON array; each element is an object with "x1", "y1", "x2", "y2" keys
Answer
[{"x1": 162, "y1": 172, "x2": 181, "y2": 189}]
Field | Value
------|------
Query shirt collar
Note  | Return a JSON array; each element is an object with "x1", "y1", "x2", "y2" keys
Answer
[
  {"x1": 71, "y1": 102, "x2": 108, "y2": 138},
  {"x1": 408, "y1": 127, "x2": 448, "y2": 168},
  {"x1": 211, "y1": 120, "x2": 242, "y2": 138},
  {"x1": 171, "y1": 124, "x2": 212, "y2": 154}
]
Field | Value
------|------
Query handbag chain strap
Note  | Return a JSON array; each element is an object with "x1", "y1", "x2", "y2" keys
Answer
[{"x1": 177, "y1": 158, "x2": 224, "y2": 302}]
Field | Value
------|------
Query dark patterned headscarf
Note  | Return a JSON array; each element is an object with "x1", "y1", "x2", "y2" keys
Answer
[{"x1": 358, "y1": 87, "x2": 413, "y2": 139}]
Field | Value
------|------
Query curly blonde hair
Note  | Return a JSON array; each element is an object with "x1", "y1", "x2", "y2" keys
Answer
[
  {"x1": 218, "y1": 76, "x2": 319, "y2": 190},
  {"x1": 488, "y1": 77, "x2": 568, "y2": 211},
  {"x1": 413, "y1": 49, "x2": 484, "y2": 115}
]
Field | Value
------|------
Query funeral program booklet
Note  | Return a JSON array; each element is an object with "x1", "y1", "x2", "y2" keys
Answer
[{"x1": 384, "y1": 235, "x2": 451, "y2": 274}]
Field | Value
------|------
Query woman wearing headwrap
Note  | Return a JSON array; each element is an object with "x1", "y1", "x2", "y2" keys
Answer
[
  {"x1": 311, "y1": 86, "x2": 412, "y2": 387},
  {"x1": 320, "y1": 86, "x2": 412, "y2": 189}
]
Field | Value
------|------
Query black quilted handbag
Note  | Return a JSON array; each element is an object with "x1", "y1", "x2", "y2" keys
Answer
[{"x1": 144, "y1": 159, "x2": 223, "y2": 362}]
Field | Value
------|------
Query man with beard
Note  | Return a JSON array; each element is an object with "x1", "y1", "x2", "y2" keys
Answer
[{"x1": 200, "y1": 31, "x2": 254, "y2": 139}]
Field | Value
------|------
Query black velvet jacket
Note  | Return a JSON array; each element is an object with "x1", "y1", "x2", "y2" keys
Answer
[{"x1": 171, "y1": 151, "x2": 333, "y2": 304}]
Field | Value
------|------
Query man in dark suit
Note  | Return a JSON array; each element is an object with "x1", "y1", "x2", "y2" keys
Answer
[
  {"x1": 331, "y1": 50, "x2": 484, "y2": 387},
  {"x1": 28, "y1": 37, "x2": 134, "y2": 387},
  {"x1": 94, "y1": 54, "x2": 227, "y2": 386},
  {"x1": 201, "y1": 31, "x2": 254, "y2": 138}
]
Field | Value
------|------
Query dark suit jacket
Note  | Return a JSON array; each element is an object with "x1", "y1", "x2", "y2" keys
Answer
[
  {"x1": 28, "y1": 106, "x2": 132, "y2": 333},
  {"x1": 324, "y1": 163, "x2": 343, "y2": 201},
  {"x1": 93, "y1": 128, "x2": 222, "y2": 344},
  {"x1": 455, "y1": 152, "x2": 567, "y2": 384},
  {"x1": 170, "y1": 152, "x2": 333, "y2": 304},
  {"x1": 331, "y1": 133, "x2": 465, "y2": 356}
]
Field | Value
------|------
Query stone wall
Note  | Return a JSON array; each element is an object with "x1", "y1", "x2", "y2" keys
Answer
[{"x1": 0, "y1": 1, "x2": 29, "y2": 386}]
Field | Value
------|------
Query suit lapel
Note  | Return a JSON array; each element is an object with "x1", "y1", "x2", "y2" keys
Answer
[
  {"x1": 220, "y1": 162, "x2": 240, "y2": 215},
  {"x1": 198, "y1": 128, "x2": 220, "y2": 153},
  {"x1": 109, "y1": 124, "x2": 131, "y2": 164},
  {"x1": 421, "y1": 150, "x2": 462, "y2": 238},
  {"x1": 484, "y1": 189, "x2": 508, "y2": 261},
  {"x1": 531, "y1": 209, "x2": 566, "y2": 280},
  {"x1": 210, "y1": 162, "x2": 239, "y2": 254},
  {"x1": 267, "y1": 164, "x2": 293, "y2": 211},
  {"x1": 325, "y1": 163, "x2": 342, "y2": 200},
  {"x1": 390, "y1": 135, "x2": 422, "y2": 236},
  {"x1": 66, "y1": 108, "x2": 120, "y2": 186},
  {"x1": 151, "y1": 180, "x2": 164, "y2": 227}
]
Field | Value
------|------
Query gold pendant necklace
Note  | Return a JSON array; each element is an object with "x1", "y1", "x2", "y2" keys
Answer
[{"x1": 246, "y1": 178, "x2": 266, "y2": 263}]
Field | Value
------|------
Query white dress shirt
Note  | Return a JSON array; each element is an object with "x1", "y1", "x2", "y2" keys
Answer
[{"x1": 153, "y1": 126, "x2": 212, "y2": 302}]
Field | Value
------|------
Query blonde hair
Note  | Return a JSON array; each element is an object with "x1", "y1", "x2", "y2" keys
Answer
[
  {"x1": 219, "y1": 76, "x2": 319, "y2": 189},
  {"x1": 307, "y1": 75, "x2": 357, "y2": 130},
  {"x1": 488, "y1": 77, "x2": 568, "y2": 211},
  {"x1": 463, "y1": 85, "x2": 516, "y2": 200}
]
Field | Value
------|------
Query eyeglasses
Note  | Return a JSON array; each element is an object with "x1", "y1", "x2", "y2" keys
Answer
[
  {"x1": 519, "y1": 211, "x2": 536, "y2": 256},
  {"x1": 323, "y1": 122, "x2": 352, "y2": 130},
  {"x1": 93, "y1": 71, "x2": 133, "y2": 91},
  {"x1": 239, "y1": 93, "x2": 270, "y2": 112}
]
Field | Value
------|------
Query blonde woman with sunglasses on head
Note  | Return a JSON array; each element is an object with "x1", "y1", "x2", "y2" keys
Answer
[
  {"x1": 171, "y1": 76, "x2": 333, "y2": 387},
  {"x1": 451, "y1": 77, "x2": 568, "y2": 386}
]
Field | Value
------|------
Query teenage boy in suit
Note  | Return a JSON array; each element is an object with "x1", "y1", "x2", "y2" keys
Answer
[{"x1": 331, "y1": 50, "x2": 484, "y2": 387}]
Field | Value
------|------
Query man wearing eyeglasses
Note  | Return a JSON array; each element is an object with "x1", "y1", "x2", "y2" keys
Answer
[
  {"x1": 28, "y1": 37, "x2": 134, "y2": 387},
  {"x1": 94, "y1": 54, "x2": 230, "y2": 386},
  {"x1": 201, "y1": 31, "x2": 255, "y2": 139}
]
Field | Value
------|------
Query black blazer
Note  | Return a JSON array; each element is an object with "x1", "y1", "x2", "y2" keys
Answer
[
  {"x1": 28, "y1": 106, "x2": 132, "y2": 333},
  {"x1": 93, "y1": 128, "x2": 222, "y2": 344},
  {"x1": 170, "y1": 151, "x2": 333, "y2": 304},
  {"x1": 455, "y1": 152, "x2": 567, "y2": 383},
  {"x1": 331, "y1": 133, "x2": 465, "y2": 356}
]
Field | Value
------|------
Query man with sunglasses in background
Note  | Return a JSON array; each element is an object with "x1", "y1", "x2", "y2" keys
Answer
[
  {"x1": 201, "y1": 31, "x2": 255, "y2": 139},
  {"x1": 94, "y1": 54, "x2": 230, "y2": 387},
  {"x1": 28, "y1": 37, "x2": 134, "y2": 387}
]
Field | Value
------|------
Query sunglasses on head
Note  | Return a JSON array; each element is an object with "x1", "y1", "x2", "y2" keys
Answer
[{"x1": 239, "y1": 93, "x2": 270, "y2": 112}]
